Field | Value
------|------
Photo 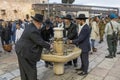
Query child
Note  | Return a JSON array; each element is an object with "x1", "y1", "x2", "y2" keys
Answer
[{"x1": 15, "y1": 22, "x2": 24, "y2": 43}]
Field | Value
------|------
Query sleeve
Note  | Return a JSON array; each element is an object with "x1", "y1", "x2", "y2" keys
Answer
[
  {"x1": 92, "y1": 22, "x2": 99, "y2": 35},
  {"x1": 67, "y1": 25, "x2": 77, "y2": 39},
  {"x1": 30, "y1": 30, "x2": 50, "y2": 50},
  {"x1": 104, "y1": 23, "x2": 109, "y2": 37},
  {"x1": 117, "y1": 23, "x2": 120, "y2": 38},
  {"x1": 72, "y1": 28, "x2": 89, "y2": 44},
  {"x1": 117, "y1": 23, "x2": 120, "y2": 32}
]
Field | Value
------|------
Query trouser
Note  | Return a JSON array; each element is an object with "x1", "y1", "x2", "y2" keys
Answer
[
  {"x1": 45, "y1": 61, "x2": 52, "y2": 66},
  {"x1": 17, "y1": 54, "x2": 37, "y2": 80},
  {"x1": 1, "y1": 38, "x2": 10, "y2": 45},
  {"x1": 80, "y1": 52, "x2": 89, "y2": 73},
  {"x1": 99, "y1": 30, "x2": 104, "y2": 41},
  {"x1": 107, "y1": 35, "x2": 117, "y2": 56},
  {"x1": 91, "y1": 39, "x2": 95, "y2": 48},
  {"x1": 67, "y1": 58, "x2": 77, "y2": 65}
]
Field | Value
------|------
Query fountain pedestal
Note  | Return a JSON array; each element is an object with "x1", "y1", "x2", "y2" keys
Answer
[{"x1": 41, "y1": 28, "x2": 81, "y2": 75}]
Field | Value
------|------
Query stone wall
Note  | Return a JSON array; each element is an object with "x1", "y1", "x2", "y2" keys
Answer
[{"x1": 0, "y1": 0, "x2": 48, "y2": 21}]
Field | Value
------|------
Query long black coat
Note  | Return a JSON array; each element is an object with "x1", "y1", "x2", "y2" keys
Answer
[{"x1": 15, "y1": 23, "x2": 50, "y2": 61}]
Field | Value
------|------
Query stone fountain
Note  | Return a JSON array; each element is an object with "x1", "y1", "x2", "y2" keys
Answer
[{"x1": 41, "y1": 27, "x2": 81, "y2": 75}]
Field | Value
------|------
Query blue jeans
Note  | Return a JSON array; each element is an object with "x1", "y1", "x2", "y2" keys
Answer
[{"x1": 91, "y1": 39, "x2": 95, "y2": 48}]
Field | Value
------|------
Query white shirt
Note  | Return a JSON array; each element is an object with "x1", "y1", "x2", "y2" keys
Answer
[
  {"x1": 15, "y1": 28, "x2": 24, "y2": 42},
  {"x1": 78, "y1": 23, "x2": 86, "y2": 35},
  {"x1": 105, "y1": 20, "x2": 120, "y2": 36},
  {"x1": 58, "y1": 22, "x2": 64, "y2": 28}
]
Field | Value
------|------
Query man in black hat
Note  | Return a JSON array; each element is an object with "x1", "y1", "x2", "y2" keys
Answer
[
  {"x1": 15, "y1": 14, "x2": 52, "y2": 80},
  {"x1": 41, "y1": 19, "x2": 54, "y2": 42},
  {"x1": 69, "y1": 14, "x2": 91, "y2": 75},
  {"x1": 57, "y1": 16, "x2": 64, "y2": 28},
  {"x1": 53, "y1": 16, "x2": 59, "y2": 27},
  {"x1": 63, "y1": 14, "x2": 78, "y2": 67},
  {"x1": 41, "y1": 19, "x2": 54, "y2": 67}
]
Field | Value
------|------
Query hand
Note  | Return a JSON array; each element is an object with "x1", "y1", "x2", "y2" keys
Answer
[
  {"x1": 69, "y1": 40, "x2": 72, "y2": 43},
  {"x1": 67, "y1": 40, "x2": 72, "y2": 44},
  {"x1": 50, "y1": 44, "x2": 53, "y2": 49}
]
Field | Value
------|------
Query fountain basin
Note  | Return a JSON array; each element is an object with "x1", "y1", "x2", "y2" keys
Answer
[{"x1": 41, "y1": 49, "x2": 81, "y2": 63}]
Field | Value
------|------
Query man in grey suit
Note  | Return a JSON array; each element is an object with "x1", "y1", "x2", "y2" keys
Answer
[
  {"x1": 15, "y1": 14, "x2": 52, "y2": 80},
  {"x1": 69, "y1": 14, "x2": 91, "y2": 76}
]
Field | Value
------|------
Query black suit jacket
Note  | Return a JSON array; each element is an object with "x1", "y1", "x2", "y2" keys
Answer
[
  {"x1": 15, "y1": 23, "x2": 50, "y2": 61},
  {"x1": 72, "y1": 24, "x2": 91, "y2": 53}
]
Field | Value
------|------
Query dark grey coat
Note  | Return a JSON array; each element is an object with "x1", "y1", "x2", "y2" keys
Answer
[
  {"x1": 15, "y1": 23, "x2": 50, "y2": 61},
  {"x1": 72, "y1": 24, "x2": 91, "y2": 53}
]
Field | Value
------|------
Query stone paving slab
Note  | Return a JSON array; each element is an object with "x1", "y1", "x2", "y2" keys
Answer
[
  {"x1": 97, "y1": 59, "x2": 115, "y2": 70},
  {"x1": 107, "y1": 59, "x2": 120, "y2": 79},
  {"x1": 83, "y1": 74, "x2": 103, "y2": 80},
  {"x1": 104, "y1": 76, "x2": 119, "y2": 80},
  {"x1": 90, "y1": 67, "x2": 109, "y2": 77},
  {"x1": 0, "y1": 70, "x2": 4, "y2": 75},
  {"x1": 12, "y1": 77, "x2": 20, "y2": 80},
  {"x1": 0, "y1": 73, "x2": 14, "y2": 80},
  {"x1": 11, "y1": 69, "x2": 20, "y2": 77}
]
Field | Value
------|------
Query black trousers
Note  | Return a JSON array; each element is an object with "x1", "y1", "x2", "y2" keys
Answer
[
  {"x1": 1, "y1": 38, "x2": 10, "y2": 45},
  {"x1": 80, "y1": 52, "x2": 89, "y2": 73},
  {"x1": 17, "y1": 54, "x2": 37, "y2": 80},
  {"x1": 67, "y1": 58, "x2": 77, "y2": 65}
]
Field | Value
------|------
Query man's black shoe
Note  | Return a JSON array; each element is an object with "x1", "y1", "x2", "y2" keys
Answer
[
  {"x1": 99, "y1": 41, "x2": 102, "y2": 43},
  {"x1": 99, "y1": 40, "x2": 103, "y2": 43},
  {"x1": 105, "y1": 55, "x2": 113, "y2": 58},
  {"x1": 89, "y1": 51, "x2": 93, "y2": 54},
  {"x1": 75, "y1": 68, "x2": 83, "y2": 71},
  {"x1": 113, "y1": 54, "x2": 116, "y2": 57},
  {"x1": 78, "y1": 72, "x2": 88, "y2": 76},
  {"x1": 117, "y1": 52, "x2": 120, "y2": 54}
]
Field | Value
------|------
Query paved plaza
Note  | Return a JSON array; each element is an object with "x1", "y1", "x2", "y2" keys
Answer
[{"x1": 0, "y1": 40, "x2": 120, "y2": 80}]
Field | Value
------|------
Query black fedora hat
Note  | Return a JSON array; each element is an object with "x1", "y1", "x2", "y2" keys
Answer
[
  {"x1": 63, "y1": 14, "x2": 73, "y2": 20},
  {"x1": 31, "y1": 14, "x2": 43, "y2": 22},
  {"x1": 76, "y1": 14, "x2": 88, "y2": 20},
  {"x1": 45, "y1": 19, "x2": 52, "y2": 27},
  {"x1": 45, "y1": 19, "x2": 51, "y2": 24}
]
